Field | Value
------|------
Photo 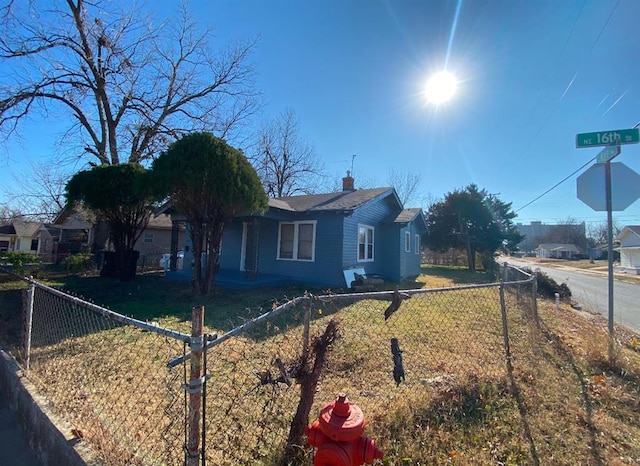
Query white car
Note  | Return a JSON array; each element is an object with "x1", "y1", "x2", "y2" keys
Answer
[{"x1": 159, "y1": 251, "x2": 184, "y2": 269}]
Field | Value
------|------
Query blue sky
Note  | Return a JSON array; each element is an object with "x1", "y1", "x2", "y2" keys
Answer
[{"x1": 2, "y1": 0, "x2": 640, "y2": 229}]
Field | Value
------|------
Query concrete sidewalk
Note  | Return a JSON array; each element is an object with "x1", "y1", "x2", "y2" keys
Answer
[
  {"x1": 0, "y1": 348, "x2": 95, "y2": 466},
  {"x1": 0, "y1": 399, "x2": 43, "y2": 466}
]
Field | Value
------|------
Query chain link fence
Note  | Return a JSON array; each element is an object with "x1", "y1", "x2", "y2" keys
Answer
[
  {"x1": 1, "y1": 268, "x2": 192, "y2": 465},
  {"x1": 0, "y1": 265, "x2": 539, "y2": 465},
  {"x1": 195, "y1": 265, "x2": 538, "y2": 465}
]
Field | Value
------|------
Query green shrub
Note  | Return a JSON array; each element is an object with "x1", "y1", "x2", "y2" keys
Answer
[
  {"x1": 0, "y1": 251, "x2": 42, "y2": 276},
  {"x1": 64, "y1": 252, "x2": 94, "y2": 274}
]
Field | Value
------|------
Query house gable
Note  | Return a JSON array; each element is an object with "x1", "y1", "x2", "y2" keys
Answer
[
  {"x1": 616, "y1": 226, "x2": 640, "y2": 248},
  {"x1": 615, "y1": 225, "x2": 640, "y2": 273}
]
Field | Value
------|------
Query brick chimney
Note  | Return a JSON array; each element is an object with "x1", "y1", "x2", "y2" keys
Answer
[{"x1": 342, "y1": 170, "x2": 355, "y2": 191}]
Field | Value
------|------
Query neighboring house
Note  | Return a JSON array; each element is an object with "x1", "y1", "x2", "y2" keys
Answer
[
  {"x1": 0, "y1": 220, "x2": 54, "y2": 257},
  {"x1": 535, "y1": 243, "x2": 581, "y2": 259},
  {"x1": 133, "y1": 214, "x2": 185, "y2": 267},
  {"x1": 47, "y1": 206, "x2": 95, "y2": 262},
  {"x1": 161, "y1": 174, "x2": 428, "y2": 288},
  {"x1": 616, "y1": 225, "x2": 640, "y2": 274},
  {"x1": 587, "y1": 244, "x2": 607, "y2": 261},
  {"x1": 49, "y1": 205, "x2": 185, "y2": 267}
]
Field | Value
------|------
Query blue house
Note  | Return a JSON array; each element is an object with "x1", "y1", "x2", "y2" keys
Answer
[{"x1": 164, "y1": 174, "x2": 427, "y2": 289}]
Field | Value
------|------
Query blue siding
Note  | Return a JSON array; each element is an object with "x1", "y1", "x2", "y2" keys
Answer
[
  {"x1": 219, "y1": 213, "x2": 347, "y2": 288},
  {"x1": 343, "y1": 193, "x2": 399, "y2": 280},
  {"x1": 214, "y1": 192, "x2": 425, "y2": 288},
  {"x1": 219, "y1": 218, "x2": 244, "y2": 269},
  {"x1": 380, "y1": 223, "x2": 401, "y2": 281},
  {"x1": 398, "y1": 223, "x2": 421, "y2": 280}
]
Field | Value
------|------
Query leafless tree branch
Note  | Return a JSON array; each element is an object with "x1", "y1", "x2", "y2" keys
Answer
[
  {"x1": 0, "y1": 0, "x2": 258, "y2": 168},
  {"x1": 251, "y1": 108, "x2": 325, "y2": 197}
]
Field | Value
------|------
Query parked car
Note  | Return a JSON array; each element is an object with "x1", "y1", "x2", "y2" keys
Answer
[{"x1": 159, "y1": 251, "x2": 184, "y2": 269}]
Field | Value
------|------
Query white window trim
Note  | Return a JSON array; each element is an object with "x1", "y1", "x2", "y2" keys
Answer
[
  {"x1": 357, "y1": 224, "x2": 375, "y2": 262},
  {"x1": 415, "y1": 234, "x2": 421, "y2": 255},
  {"x1": 143, "y1": 233, "x2": 154, "y2": 243},
  {"x1": 404, "y1": 231, "x2": 411, "y2": 252},
  {"x1": 277, "y1": 220, "x2": 316, "y2": 262}
]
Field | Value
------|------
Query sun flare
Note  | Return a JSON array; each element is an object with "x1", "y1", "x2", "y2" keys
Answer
[{"x1": 424, "y1": 71, "x2": 458, "y2": 105}]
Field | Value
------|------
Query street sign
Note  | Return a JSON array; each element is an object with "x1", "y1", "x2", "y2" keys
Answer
[
  {"x1": 596, "y1": 144, "x2": 621, "y2": 163},
  {"x1": 576, "y1": 162, "x2": 640, "y2": 211},
  {"x1": 575, "y1": 128, "x2": 640, "y2": 148}
]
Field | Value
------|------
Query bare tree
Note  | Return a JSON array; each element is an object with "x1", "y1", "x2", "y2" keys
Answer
[
  {"x1": 4, "y1": 162, "x2": 69, "y2": 221},
  {"x1": 0, "y1": 0, "x2": 258, "y2": 168},
  {"x1": 251, "y1": 108, "x2": 325, "y2": 197},
  {"x1": 0, "y1": 203, "x2": 22, "y2": 223},
  {"x1": 587, "y1": 221, "x2": 621, "y2": 247},
  {"x1": 387, "y1": 168, "x2": 422, "y2": 207}
]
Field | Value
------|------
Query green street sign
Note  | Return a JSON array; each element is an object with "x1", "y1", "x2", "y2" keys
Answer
[
  {"x1": 576, "y1": 128, "x2": 640, "y2": 148},
  {"x1": 596, "y1": 144, "x2": 621, "y2": 163}
]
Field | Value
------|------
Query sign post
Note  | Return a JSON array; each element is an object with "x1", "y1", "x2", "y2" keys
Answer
[
  {"x1": 576, "y1": 127, "x2": 640, "y2": 364},
  {"x1": 604, "y1": 160, "x2": 614, "y2": 361}
]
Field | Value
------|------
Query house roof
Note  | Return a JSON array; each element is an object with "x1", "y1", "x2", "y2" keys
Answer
[
  {"x1": 0, "y1": 224, "x2": 16, "y2": 235},
  {"x1": 53, "y1": 204, "x2": 94, "y2": 226},
  {"x1": 147, "y1": 214, "x2": 175, "y2": 229},
  {"x1": 616, "y1": 225, "x2": 640, "y2": 241},
  {"x1": 392, "y1": 208, "x2": 422, "y2": 223},
  {"x1": 269, "y1": 188, "x2": 395, "y2": 213},
  {"x1": 12, "y1": 221, "x2": 43, "y2": 237},
  {"x1": 536, "y1": 243, "x2": 580, "y2": 252}
]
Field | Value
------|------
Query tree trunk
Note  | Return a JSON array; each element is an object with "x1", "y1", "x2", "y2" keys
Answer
[
  {"x1": 284, "y1": 320, "x2": 338, "y2": 463},
  {"x1": 466, "y1": 242, "x2": 474, "y2": 271}
]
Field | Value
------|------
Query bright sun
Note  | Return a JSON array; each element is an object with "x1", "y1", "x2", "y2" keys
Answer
[{"x1": 424, "y1": 71, "x2": 458, "y2": 105}]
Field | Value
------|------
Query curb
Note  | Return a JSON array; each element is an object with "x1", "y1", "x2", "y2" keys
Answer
[{"x1": 0, "y1": 347, "x2": 100, "y2": 466}]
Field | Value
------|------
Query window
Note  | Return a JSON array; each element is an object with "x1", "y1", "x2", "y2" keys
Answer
[
  {"x1": 358, "y1": 224, "x2": 374, "y2": 261},
  {"x1": 277, "y1": 221, "x2": 316, "y2": 261},
  {"x1": 415, "y1": 234, "x2": 421, "y2": 255},
  {"x1": 404, "y1": 231, "x2": 411, "y2": 252},
  {"x1": 143, "y1": 233, "x2": 154, "y2": 244},
  {"x1": 31, "y1": 239, "x2": 39, "y2": 251}
]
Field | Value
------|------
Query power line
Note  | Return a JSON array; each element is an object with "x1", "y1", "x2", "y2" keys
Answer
[
  {"x1": 515, "y1": 156, "x2": 595, "y2": 214},
  {"x1": 515, "y1": 117, "x2": 640, "y2": 216}
]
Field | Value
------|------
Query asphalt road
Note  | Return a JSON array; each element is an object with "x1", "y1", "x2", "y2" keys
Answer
[{"x1": 502, "y1": 257, "x2": 640, "y2": 333}]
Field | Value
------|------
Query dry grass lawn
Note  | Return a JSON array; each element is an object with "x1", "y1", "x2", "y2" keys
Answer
[{"x1": 1, "y1": 267, "x2": 639, "y2": 465}]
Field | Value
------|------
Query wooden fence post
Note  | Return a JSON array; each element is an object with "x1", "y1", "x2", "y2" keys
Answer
[{"x1": 187, "y1": 306, "x2": 204, "y2": 466}]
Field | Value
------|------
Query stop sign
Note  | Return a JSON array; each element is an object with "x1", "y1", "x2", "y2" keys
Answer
[{"x1": 576, "y1": 162, "x2": 640, "y2": 211}]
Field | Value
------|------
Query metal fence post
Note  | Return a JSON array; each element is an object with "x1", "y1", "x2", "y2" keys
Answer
[
  {"x1": 500, "y1": 264, "x2": 513, "y2": 371},
  {"x1": 187, "y1": 306, "x2": 205, "y2": 466},
  {"x1": 24, "y1": 278, "x2": 35, "y2": 371}
]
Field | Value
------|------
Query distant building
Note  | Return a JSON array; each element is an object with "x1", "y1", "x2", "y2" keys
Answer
[
  {"x1": 515, "y1": 221, "x2": 551, "y2": 252},
  {"x1": 515, "y1": 221, "x2": 586, "y2": 253},
  {"x1": 535, "y1": 243, "x2": 581, "y2": 259}
]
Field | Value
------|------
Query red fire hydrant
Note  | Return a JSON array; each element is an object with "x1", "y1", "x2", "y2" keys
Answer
[{"x1": 305, "y1": 394, "x2": 384, "y2": 466}]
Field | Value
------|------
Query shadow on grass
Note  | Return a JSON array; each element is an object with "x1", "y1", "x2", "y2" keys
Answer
[
  {"x1": 420, "y1": 265, "x2": 496, "y2": 285},
  {"x1": 589, "y1": 353, "x2": 640, "y2": 430},
  {"x1": 536, "y1": 321, "x2": 605, "y2": 466},
  {"x1": 47, "y1": 272, "x2": 342, "y2": 335}
]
